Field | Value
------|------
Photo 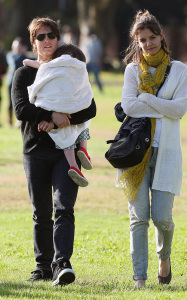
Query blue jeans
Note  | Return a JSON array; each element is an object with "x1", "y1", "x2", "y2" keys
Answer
[
  {"x1": 23, "y1": 148, "x2": 80, "y2": 271},
  {"x1": 128, "y1": 147, "x2": 175, "y2": 280}
]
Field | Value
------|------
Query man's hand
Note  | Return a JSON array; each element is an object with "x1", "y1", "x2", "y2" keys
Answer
[
  {"x1": 38, "y1": 120, "x2": 54, "y2": 132},
  {"x1": 52, "y1": 112, "x2": 71, "y2": 128}
]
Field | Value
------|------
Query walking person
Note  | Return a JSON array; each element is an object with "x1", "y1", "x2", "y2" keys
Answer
[
  {"x1": 81, "y1": 30, "x2": 103, "y2": 91},
  {"x1": 6, "y1": 37, "x2": 28, "y2": 126},
  {"x1": 0, "y1": 46, "x2": 8, "y2": 126},
  {"x1": 116, "y1": 10, "x2": 187, "y2": 288},
  {"x1": 11, "y1": 17, "x2": 95, "y2": 287}
]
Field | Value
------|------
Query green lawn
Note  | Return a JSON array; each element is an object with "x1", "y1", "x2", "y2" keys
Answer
[{"x1": 0, "y1": 73, "x2": 187, "y2": 299}]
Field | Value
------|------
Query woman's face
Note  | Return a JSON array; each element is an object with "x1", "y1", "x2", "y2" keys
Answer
[
  {"x1": 33, "y1": 26, "x2": 58, "y2": 61},
  {"x1": 137, "y1": 28, "x2": 163, "y2": 55}
]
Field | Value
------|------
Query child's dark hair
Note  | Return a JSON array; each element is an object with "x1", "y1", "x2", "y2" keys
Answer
[{"x1": 53, "y1": 44, "x2": 86, "y2": 63}]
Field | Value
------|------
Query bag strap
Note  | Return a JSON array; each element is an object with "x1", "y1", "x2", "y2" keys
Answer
[{"x1": 156, "y1": 64, "x2": 171, "y2": 96}]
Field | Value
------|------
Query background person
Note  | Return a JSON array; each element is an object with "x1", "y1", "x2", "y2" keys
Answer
[
  {"x1": 12, "y1": 17, "x2": 94, "y2": 287},
  {"x1": 59, "y1": 25, "x2": 78, "y2": 45},
  {"x1": 81, "y1": 30, "x2": 103, "y2": 91},
  {"x1": 0, "y1": 46, "x2": 8, "y2": 126},
  {"x1": 116, "y1": 10, "x2": 187, "y2": 288},
  {"x1": 6, "y1": 37, "x2": 28, "y2": 126}
]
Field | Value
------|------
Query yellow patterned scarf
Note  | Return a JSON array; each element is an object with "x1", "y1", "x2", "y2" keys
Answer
[{"x1": 117, "y1": 48, "x2": 170, "y2": 201}]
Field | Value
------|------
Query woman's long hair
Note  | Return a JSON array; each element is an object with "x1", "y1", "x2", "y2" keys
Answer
[{"x1": 123, "y1": 10, "x2": 169, "y2": 65}]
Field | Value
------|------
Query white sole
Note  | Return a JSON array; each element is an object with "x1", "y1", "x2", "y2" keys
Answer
[
  {"x1": 52, "y1": 268, "x2": 75, "y2": 286},
  {"x1": 68, "y1": 169, "x2": 88, "y2": 187},
  {"x1": 77, "y1": 151, "x2": 92, "y2": 170}
]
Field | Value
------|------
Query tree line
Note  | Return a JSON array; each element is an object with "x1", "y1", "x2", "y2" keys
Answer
[{"x1": 0, "y1": 0, "x2": 187, "y2": 61}]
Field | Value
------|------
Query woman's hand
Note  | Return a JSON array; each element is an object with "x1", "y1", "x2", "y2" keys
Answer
[
  {"x1": 52, "y1": 112, "x2": 71, "y2": 128},
  {"x1": 38, "y1": 120, "x2": 54, "y2": 132},
  {"x1": 138, "y1": 93, "x2": 149, "y2": 102}
]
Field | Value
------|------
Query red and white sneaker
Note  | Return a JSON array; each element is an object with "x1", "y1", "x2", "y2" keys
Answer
[
  {"x1": 77, "y1": 147, "x2": 93, "y2": 170},
  {"x1": 68, "y1": 166, "x2": 88, "y2": 187}
]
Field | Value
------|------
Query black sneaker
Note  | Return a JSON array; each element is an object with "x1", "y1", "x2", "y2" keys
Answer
[
  {"x1": 52, "y1": 260, "x2": 75, "y2": 287},
  {"x1": 27, "y1": 269, "x2": 53, "y2": 281}
]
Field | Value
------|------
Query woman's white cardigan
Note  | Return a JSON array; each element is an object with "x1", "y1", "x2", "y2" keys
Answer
[
  {"x1": 117, "y1": 60, "x2": 187, "y2": 195},
  {"x1": 28, "y1": 54, "x2": 93, "y2": 149}
]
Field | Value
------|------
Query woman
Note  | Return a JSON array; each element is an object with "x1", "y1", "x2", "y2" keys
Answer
[
  {"x1": 117, "y1": 10, "x2": 187, "y2": 288},
  {"x1": 12, "y1": 17, "x2": 94, "y2": 287}
]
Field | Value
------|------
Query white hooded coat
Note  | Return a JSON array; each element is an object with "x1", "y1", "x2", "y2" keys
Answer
[{"x1": 28, "y1": 54, "x2": 93, "y2": 149}]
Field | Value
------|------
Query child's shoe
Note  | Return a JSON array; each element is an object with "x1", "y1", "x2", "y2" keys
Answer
[
  {"x1": 77, "y1": 147, "x2": 93, "y2": 170},
  {"x1": 68, "y1": 166, "x2": 88, "y2": 187}
]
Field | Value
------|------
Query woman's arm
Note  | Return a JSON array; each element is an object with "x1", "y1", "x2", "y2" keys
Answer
[
  {"x1": 121, "y1": 63, "x2": 163, "y2": 119},
  {"x1": 138, "y1": 66, "x2": 187, "y2": 119}
]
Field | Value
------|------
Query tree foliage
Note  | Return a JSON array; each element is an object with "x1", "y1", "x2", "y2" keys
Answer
[{"x1": 1, "y1": 0, "x2": 187, "y2": 59}]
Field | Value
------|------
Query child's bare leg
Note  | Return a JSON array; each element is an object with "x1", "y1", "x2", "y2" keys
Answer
[
  {"x1": 65, "y1": 149, "x2": 88, "y2": 187},
  {"x1": 64, "y1": 149, "x2": 79, "y2": 170},
  {"x1": 80, "y1": 140, "x2": 87, "y2": 151},
  {"x1": 77, "y1": 141, "x2": 92, "y2": 170}
]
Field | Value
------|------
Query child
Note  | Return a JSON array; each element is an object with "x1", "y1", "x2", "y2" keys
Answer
[{"x1": 23, "y1": 44, "x2": 94, "y2": 187}]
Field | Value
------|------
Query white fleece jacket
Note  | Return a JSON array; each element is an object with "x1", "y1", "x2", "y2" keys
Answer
[
  {"x1": 28, "y1": 54, "x2": 93, "y2": 149},
  {"x1": 117, "y1": 60, "x2": 187, "y2": 195}
]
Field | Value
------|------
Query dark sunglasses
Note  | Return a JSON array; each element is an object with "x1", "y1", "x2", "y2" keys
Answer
[{"x1": 36, "y1": 32, "x2": 56, "y2": 41}]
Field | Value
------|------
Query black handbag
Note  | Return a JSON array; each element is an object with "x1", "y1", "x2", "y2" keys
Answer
[
  {"x1": 105, "y1": 115, "x2": 151, "y2": 168},
  {"x1": 105, "y1": 64, "x2": 171, "y2": 169}
]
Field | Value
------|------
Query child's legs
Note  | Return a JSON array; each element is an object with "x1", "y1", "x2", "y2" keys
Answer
[
  {"x1": 64, "y1": 149, "x2": 79, "y2": 169},
  {"x1": 77, "y1": 128, "x2": 90, "y2": 152},
  {"x1": 80, "y1": 140, "x2": 87, "y2": 150},
  {"x1": 63, "y1": 128, "x2": 90, "y2": 169}
]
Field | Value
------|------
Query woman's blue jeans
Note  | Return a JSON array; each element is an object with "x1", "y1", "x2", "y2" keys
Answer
[
  {"x1": 23, "y1": 148, "x2": 80, "y2": 271},
  {"x1": 128, "y1": 147, "x2": 175, "y2": 280}
]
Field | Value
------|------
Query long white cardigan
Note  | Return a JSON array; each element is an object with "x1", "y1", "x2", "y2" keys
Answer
[
  {"x1": 28, "y1": 54, "x2": 93, "y2": 149},
  {"x1": 117, "y1": 60, "x2": 187, "y2": 195}
]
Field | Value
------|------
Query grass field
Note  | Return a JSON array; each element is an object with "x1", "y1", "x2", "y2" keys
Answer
[{"x1": 0, "y1": 72, "x2": 187, "y2": 299}]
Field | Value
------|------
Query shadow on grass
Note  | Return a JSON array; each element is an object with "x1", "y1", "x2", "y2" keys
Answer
[
  {"x1": 1, "y1": 280, "x2": 187, "y2": 299},
  {"x1": 146, "y1": 282, "x2": 187, "y2": 292},
  {"x1": 0, "y1": 281, "x2": 64, "y2": 299}
]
